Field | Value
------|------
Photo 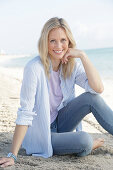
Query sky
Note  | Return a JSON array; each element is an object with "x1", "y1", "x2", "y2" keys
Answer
[{"x1": 0, "y1": 0, "x2": 113, "y2": 54}]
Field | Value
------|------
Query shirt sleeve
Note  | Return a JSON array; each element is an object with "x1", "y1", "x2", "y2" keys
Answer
[
  {"x1": 74, "y1": 61, "x2": 99, "y2": 94},
  {"x1": 15, "y1": 64, "x2": 38, "y2": 126}
]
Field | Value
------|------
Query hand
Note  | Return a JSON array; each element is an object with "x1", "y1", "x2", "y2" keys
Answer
[
  {"x1": 61, "y1": 48, "x2": 85, "y2": 64},
  {"x1": 0, "y1": 157, "x2": 15, "y2": 168}
]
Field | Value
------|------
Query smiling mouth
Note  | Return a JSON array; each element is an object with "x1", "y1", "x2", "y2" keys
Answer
[{"x1": 53, "y1": 50, "x2": 63, "y2": 54}]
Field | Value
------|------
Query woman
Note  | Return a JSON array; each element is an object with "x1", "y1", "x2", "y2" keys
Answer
[{"x1": 0, "y1": 17, "x2": 113, "y2": 168}]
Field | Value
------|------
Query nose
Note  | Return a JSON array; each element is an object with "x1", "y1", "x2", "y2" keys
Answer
[{"x1": 55, "y1": 41, "x2": 62, "y2": 49}]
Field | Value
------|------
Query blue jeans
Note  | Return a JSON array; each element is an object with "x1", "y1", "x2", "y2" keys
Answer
[{"x1": 50, "y1": 92, "x2": 113, "y2": 157}]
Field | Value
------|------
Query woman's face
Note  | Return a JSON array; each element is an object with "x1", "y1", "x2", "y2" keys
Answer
[{"x1": 48, "y1": 27, "x2": 69, "y2": 61}]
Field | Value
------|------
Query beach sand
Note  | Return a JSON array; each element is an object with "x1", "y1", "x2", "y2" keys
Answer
[{"x1": 0, "y1": 55, "x2": 113, "y2": 170}]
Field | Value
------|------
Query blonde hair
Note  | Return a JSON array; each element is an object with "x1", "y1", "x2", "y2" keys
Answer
[{"x1": 38, "y1": 17, "x2": 76, "y2": 79}]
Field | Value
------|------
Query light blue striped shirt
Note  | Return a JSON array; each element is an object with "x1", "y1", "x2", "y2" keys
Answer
[{"x1": 16, "y1": 56, "x2": 98, "y2": 158}]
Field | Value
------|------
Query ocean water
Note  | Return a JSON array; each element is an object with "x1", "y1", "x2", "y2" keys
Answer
[
  {"x1": 85, "y1": 47, "x2": 113, "y2": 79},
  {"x1": 1, "y1": 47, "x2": 113, "y2": 79}
]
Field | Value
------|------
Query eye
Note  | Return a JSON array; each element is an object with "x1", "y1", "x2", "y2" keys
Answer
[
  {"x1": 61, "y1": 38, "x2": 67, "y2": 42},
  {"x1": 50, "y1": 39, "x2": 55, "y2": 43}
]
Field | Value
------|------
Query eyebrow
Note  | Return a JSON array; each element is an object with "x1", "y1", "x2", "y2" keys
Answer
[{"x1": 49, "y1": 37, "x2": 67, "y2": 40}]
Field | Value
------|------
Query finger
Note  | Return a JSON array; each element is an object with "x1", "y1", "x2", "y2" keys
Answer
[
  {"x1": 0, "y1": 158, "x2": 7, "y2": 164},
  {"x1": 64, "y1": 57, "x2": 68, "y2": 61},
  {"x1": 63, "y1": 54, "x2": 69, "y2": 61},
  {"x1": 64, "y1": 48, "x2": 71, "y2": 59},
  {"x1": 61, "y1": 58, "x2": 65, "y2": 64},
  {"x1": 1, "y1": 159, "x2": 14, "y2": 168}
]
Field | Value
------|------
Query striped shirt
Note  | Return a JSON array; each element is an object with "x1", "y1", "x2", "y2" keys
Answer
[{"x1": 16, "y1": 56, "x2": 98, "y2": 158}]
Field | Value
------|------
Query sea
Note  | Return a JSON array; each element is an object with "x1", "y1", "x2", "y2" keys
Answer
[{"x1": 0, "y1": 47, "x2": 113, "y2": 79}]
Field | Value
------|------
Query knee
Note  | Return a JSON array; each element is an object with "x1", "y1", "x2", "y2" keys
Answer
[
  {"x1": 79, "y1": 131, "x2": 93, "y2": 149},
  {"x1": 77, "y1": 131, "x2": 93, "y2": 156},
  {"x1": 85, "y1": 92, "x2": 103, "y2": 106}
]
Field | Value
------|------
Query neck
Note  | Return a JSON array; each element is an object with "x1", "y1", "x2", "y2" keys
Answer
[{"x1": 50, "y1": 57, "x2": 61, "y2": 72}]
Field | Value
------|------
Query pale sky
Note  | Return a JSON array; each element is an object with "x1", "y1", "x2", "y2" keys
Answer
[{"x1": 0, "y1": 0, "x2": 113, "y2": 54}]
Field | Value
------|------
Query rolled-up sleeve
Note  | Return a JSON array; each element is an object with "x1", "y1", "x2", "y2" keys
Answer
[
  {"x1": 16, "y1": 64, "x2": 38, "y2": 126},
  {"x1": 75, "y1": 62, "x2": 98, "y2": 94}
]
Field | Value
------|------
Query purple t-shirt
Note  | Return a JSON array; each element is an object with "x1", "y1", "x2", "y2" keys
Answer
[{"x1": 48, "y1": 69, "x2": 63, "y2": 124}]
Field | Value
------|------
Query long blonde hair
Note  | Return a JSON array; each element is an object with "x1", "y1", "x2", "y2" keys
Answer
[{"x1": 38, "y1": 17, "x2": 76, "y2": 79}]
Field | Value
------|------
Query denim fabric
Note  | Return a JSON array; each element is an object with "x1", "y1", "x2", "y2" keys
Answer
[
  {"x1": 51, "y1": 92, "x2": 113, "y2": 156},
  {"x1": 50, "y1": 118, "x2": 58, "y2": 133}
]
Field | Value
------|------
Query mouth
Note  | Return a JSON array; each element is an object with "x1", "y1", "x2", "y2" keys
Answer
[{"x1": 53, "y1": 50, "x2": 63, "y2": 54}]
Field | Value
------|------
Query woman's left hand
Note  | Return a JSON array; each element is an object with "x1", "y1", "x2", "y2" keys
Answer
[{"x1": 61, "y1": 48, "x2": 84, "y2": 64}]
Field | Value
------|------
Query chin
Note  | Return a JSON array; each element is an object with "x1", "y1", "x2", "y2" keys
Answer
[
  {"x1": 56, "y1": 54, "x2": 64, "y2": 59},
  {"x1": 49, "y1": 53, "x2": 64, "y2": 60}
]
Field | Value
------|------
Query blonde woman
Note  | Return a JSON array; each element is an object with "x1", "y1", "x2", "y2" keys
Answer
[{"x1": 0, "y1": 17, "x2": 113, "y2": 168}]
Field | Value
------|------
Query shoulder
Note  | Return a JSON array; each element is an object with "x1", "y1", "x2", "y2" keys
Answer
[
  {"x1": 23, "y1": 56, "x2": 45, "y2": 80},
  {"x1": 24, "y1": 56, "x2": 44, "y2": 73}
]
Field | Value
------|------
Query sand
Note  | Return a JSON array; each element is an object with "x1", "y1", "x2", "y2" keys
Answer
[{"x1": 0, "y1": 55, "x2": 113, "y2": 170}]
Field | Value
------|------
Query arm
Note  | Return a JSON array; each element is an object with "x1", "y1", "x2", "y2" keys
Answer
[
  {"x1": 0, "y1": 125, "x2": 28, "y2": 168},
  {"x1": 11, "y1": 125, "x2": 28, "y2": 157},
  {"x1": 0, "y1": 62, "x2": 38, "y2": 168},
  {"x1": 79, "y1": 52, "x2": 104, "y2": 93},
  {"x1": 62, "y1": 48, "x2": 104, "y2": 93}
]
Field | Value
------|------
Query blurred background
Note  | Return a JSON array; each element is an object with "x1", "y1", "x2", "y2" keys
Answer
[
  {"x1": 0, "y1": 0, "x2": 113, "y2": 54},
  {"x1": 0, "y1": 0, "x2": 113, "y2": 79}
]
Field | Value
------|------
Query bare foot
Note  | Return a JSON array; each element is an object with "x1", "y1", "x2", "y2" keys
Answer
[{"x1": 93, "y1": 138, "x2": 104, "y2": 150}]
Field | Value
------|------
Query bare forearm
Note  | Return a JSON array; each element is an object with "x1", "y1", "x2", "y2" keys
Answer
[
  {"x1": 80, "y1": 52, "x2": 104, "y2": 93},
  {"x1": 11, "y1": 125, "x2": 28, "y2": 156}
]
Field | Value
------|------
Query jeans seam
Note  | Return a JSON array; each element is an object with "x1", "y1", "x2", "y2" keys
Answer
[
  {"x1": 54, "y1": 146, "x2": 91, "y2": 152},
  {"x1": 54, "y1": 148, "x2": 85, "y2": 153}
]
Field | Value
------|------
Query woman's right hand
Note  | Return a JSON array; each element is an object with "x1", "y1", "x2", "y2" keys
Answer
[
  {"x1": 0, "y1": 125, "x2": 28, "y2": 168},
  {"x1": 0, "y1": 157, "x2": 15, "y2": 168}
]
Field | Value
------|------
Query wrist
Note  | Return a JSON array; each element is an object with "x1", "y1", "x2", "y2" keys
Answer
[
  {"x1": 80, "y1": 51, "x2": 87, "y2": 60},
  {"x1": 7, "y1": 152, "x2": 17, "y2": 162}
]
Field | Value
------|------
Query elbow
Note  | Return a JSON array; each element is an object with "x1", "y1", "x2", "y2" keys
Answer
[{"x1": 97, "y1": 85, "x2": 104, "y2": 94}]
